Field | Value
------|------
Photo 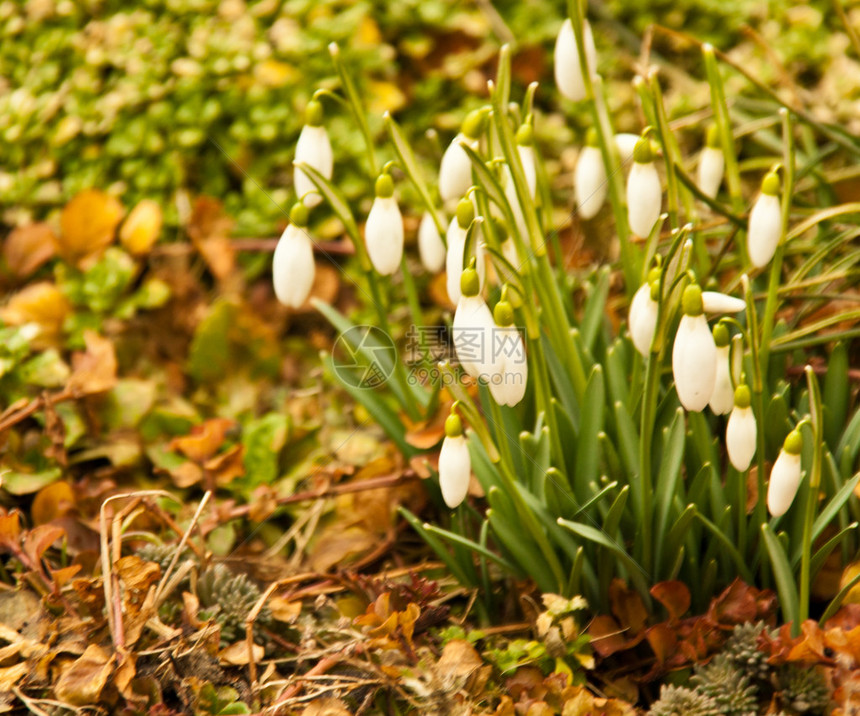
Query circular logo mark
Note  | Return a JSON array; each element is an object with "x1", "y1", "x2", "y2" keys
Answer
[{"x1": 332, "y1": 325, "x2": 396, "y2": 389}]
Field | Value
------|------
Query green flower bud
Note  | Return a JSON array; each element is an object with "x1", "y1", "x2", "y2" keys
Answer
[
  {"x1": 445, "y1": 412, "x2": 464, "y2": 437},
  {"x1": 456, "y1": 197, "x2": 474, "y2": 229},
  {"x1": 515, "y1": 123, "x2": 534, "y2": 147},
  {"x1": 494, "y1": 299, "x2": 514, "y2": 327},
  {"x1": 681, "y1": 283, "x2": 704, "y2": 316},
  {"x1": 713, "y1": 322, "x2": 730, "y2": 347},
  {"x1": 633, "y1": 134, "x2": 654, "y2": 164},
  {"x1": 761, "y1": 170, "x2": 780, "y2": 196},
  {"x1": 305, "y1": 99, "x2": 323, "y2": 127},
  {"x1": 462, "y1": 108, "x2": 488, "y2": 140},
  {"x1": 289, "y1": 202, "x2": 309, "y2": 227},
  {"x1": 375, "y1": 173, "x2": 394, "y2": 198},
  {"x1": 733, "y1": 384, "x2": 751, "y2": 409},
  {"x1": 783, "y1": 428, "x2": 803, "y2": 455},
  {"x1": 460, "y1": 258, "x2": 480, "y2": 298}
]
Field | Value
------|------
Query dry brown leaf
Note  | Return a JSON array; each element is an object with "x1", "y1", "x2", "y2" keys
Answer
[
  {"x1": 435, "y1": 639, "x2": 483, "y2": 686},
  {"x1": 58, "y1": 189, "x2": 124, "y2": 265},
  {"x1": 115, "y1": 554, "x2": 161, "y2": 594},
  {"x1": 0, "y1": 663, "x2": 28, "y2": 692},
  {"x1": 67, "y1": 331, "x2": 117, "y2": 396},
  {"x1": 609, "y1": 579, "x2": 648, "y2": 634},
  {"x1": 0, "y1": 512, "x2": 22, "y2": 550},
  {"x1": 167, "y1": 460, "x2": 204, "y2": 489},
  {"x1": 309, "y1": 525, "x2": 378, "y2": 572},
  {"x1": 170, "y1": 418, "x2": 235, "y2": 463},
  {"x1": 204, "y1": 443, "x2": 245, "y2": 487},
  {"x1": 53, "y1": 643, "x2": 114, "y2": 705},
  {"x1": 0, "y1": 282, "x2": 70, "y2": 341},
  {"x1": 187, "y1": 197, "x2": 235, "y2": 281},
  {"x1": 31, "y1": 481, "x2": 75, "y2": 526},
  {"x1": 219, "y1": 641, "x2": 264, "y2": 665},
  {"x1": 650, "y1": 581, "x2": 691, "y2": 622},
  {"x1": 4, "y1": 223, "x2": 57, "y2": 277},
  {"x1": 120, "y1": 199, "x2": 162, "y2": 255},
  {"x1": 22, "y1": 524, "x2": 65, "y2": 568},
  {"x1": 300, "y1": 697, "x2": 352, "y2": 716},
  {"x1": 269, "y1": 597, "x2": 302, "y2": 623}
]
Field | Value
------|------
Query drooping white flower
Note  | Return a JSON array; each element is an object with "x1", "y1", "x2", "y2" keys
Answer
[
  {"x1": 627, "y1": 135, "x2": 663, "y2": 238},
  {"x1": 294, "y1": 100, "x2": 332, "y2": 208},
  {"x1": 672, "y1": 284, "x2": 717, "y2": 412},
  {"x1": 418, "y1": 210, "x2": 446, "y2": 273},
  {"x1": 453, "y1": 261, "x2": 502, "y2": 382},
  {"x1": 697, "y1": 124, "x2": 724, "y2": 200},
  {"x1": 445, "y1": 198, "x2": 485, "y2": 303},
  {"x1": 701, "y1": 291, "x2": 746, "y2": 314},
  {"x1": 439, "y1": 412, "x2": 471, "y2": 508},
  {"x1": 575, "y1": 129, "x2": 607, "y2": 220},
  {"x1": 364, "y1": 173, "x2": 403, "y2": 276},
  {"x1": 516, "y1": 123, "x2": 537, "y2": 199},
  {"x1": 709, "y1": 323, "x2": 733, "y2": 415},
  {"x1": 748, "y1": 170, "x2": 782, "y2": 268},
  {"x1": 554, "y1": 18, "x2": 597, "y2": 103},
  {"x1": 767, "y1": 428, "x2": 803, "y2": 517},
  {"x1": 726, "y1": 384, "x2": 756, "y2": 471},
  {"x1": 489, "y1": 295, "x2": 527, "y2": 407},
  {"x1": 628, "y1": 269, "x2": 660, "y2": 357},
  {"x1": 439, "y1": 109, "x2": 487, "y2": 203},
  {"x1": 614, "y1": 133, "x2": 640, "y2": 162},
  {"x1": 272, "y1": 203, "x2": 315, "y2": 308}
]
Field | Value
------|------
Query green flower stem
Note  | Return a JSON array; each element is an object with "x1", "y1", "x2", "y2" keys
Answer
[
  {"x1": 799, "y1": 367, "x2": 824, "y2": 625},
  {"x1": 400, "y1": 254, "x2": 432, "y2": 397},
  {"x1": 384, "y1": 113, "x2": 447, "y2": 236},
  {"x1": 741, "y1": 275, "x2": 770, "y2": 547},
  {"x1": 566, "y1": 0, "x2": 637, "y2": 293},
  {"x1": 760, "y1": 110, "x2": 795, "y2": 381},
  {"x1": 329, "y1": 42, "x2": 379, "y2": 177},
  {"x1": 488, "y1": 389, "x2": 516, "y2": 477},
  {"x1": 703, "y1": 44, "x2": 744, "y2": 216},
  {"x1": 366, "y1": 272, "x2": 421, "y2": 421},
  {"x1": 637, "y1": 227, "x2": 690, "y2": 574}
]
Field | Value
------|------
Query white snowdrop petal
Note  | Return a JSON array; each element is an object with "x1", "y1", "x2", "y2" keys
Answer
[
  {"x1": 453, "y1": 296, "x2": 502, "y2": 380},
  {"x1": 439, "y1": 135, "x2": 476, "y2": 203},
  {"x1": 697, "y1": 146, "x2": 724, "y2": 199},
  {"x1": 709, "y1": 346, "x2": 734, "y2": 415},
  {"x1": 626, "y1": 161, "x2": 662, "y2": 238},
  {"x1": 439, "y1": 434, "x2": 471, "y2": 508},
  {"x1": 294, "y1": 125, "x2": 333, "y2": 208},
  {"x1": 747, "y1": 193, "x2": 782, "y2": 268},
  {"x1": 767, "y1": 451, "x2": 802, "y2": 517},
  {"x1": 554, "y1": 19, "x2": 597, "y2": 103},
  {"x1": 628, "y1": 283, "x2": 658, "y2": 357},
  {"x1": 517, "y1": 145, "x2": 537, "y2": 199},
  {"x1": 726, "y1": 406, "x2": 756, "y2": 472},
  {"x1": 575, "y1": 145, "x2": 607, "y2": 219},
  {"x1": 272, "y1": 224, "x2": 315, "y2": 308},
  {"x1": 445, "y1": 219, "x2": 485, "y2": 304},
  {"x1": 365, "y1": 196, "x2": 403, "y2": 275},
  {"x1": 701, "y1": 291, "x2": 746, "y2": 314},
  {"x1": 490, "y1": 326, "x2": 527, "y2": 406},
  {"x1": 614, "y1": 133, "x2": 640, "y2": 162},
  {"x1": 418, "y1": 211, "x2": 446, "y2": 273},
  {"x1": 672, "y1": 314, "x2": 717, "y2": 412}
]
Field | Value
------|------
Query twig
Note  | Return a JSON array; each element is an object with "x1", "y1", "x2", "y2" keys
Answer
[
  {"x1": 224, "y1": 470, "x2": 420, "y2": 520},
  {"x1": 0, "y1": 388, "x2": 75, "y2": 435},
  {"x1": 153, "y1": 491, "x2": 211, "y2": 606}
]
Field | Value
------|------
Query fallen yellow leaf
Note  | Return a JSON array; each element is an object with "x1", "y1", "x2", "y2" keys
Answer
[
  {"x1": 120, "y1": 199, "x2": 162, "y2": 255},
  {"x1": 58, "y1": 189, "x2": 124, "y2": 265}
]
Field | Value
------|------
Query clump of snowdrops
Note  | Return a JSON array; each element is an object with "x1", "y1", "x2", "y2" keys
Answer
[{"x1": 272, "y1": 3, "x2": 860, "y2": 628}]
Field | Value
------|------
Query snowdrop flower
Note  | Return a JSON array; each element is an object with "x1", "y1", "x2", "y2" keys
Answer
[
  {"x1": 446, "y1": 198, "x2": 485, "y2": 303},
  {"x1": 709, "y1": 323, "x2": 734, "y2": 415},
  {"x1": 628, "y1": 265, "x2": 661, "y2": 357},
  {"x1": 418, "y1": 210, "x2": 446, "y2": 273},
  {"x1": 272, "y1": 202, "x2": 315, "y2": 308},
  {"x1": 701, "y1": 291, "x2": 746, "y2": 314},
  {"x1": 672, "y1": 283, "x2": 716, "y2": 412},
  {"x1": 453, "y1": 260, "x2": 502, "y2": 382},
  {"x1": 767, "y1": 428, "x2": 803, "y2": 517},
  {"x1": 439, "y1": 109, "x2": 487, "y2": 203},
  {"x1": 747, "y1": 170, "x2": 782, "y2": 268},
  {"x1": 554, "y1": 18, "x2": 597, "y2": 103},
  {"x1": 294, "y1": 100, "x2": 332, "y2": 208},
  {"x1": 697, "y1": 125, "x2": 724, "y2": 200},
  {"x1": 515, "y1": 122, "x2": 537, "y2": 199},
  {"x1": 627, "y1": 135, "x2": 663, "y2": 238},
  {"x1": 614, "y1": 133, "x2": 640, "y2": 161},
  {"x1": 489, "y1": 293, "x2": 527, "y2": 407},
  {"x1": 575, "y1": 129, "x2": 607, "y2": 220},
  {"x1": 726, "y1": 384, "x2": 756, "y2": 471},
  {"x1": 439, "y1": 410, "x2": 470, "y2": 508},
  {"x1": 364, "y1": 173, "x2": 403, "y2": 276}
]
